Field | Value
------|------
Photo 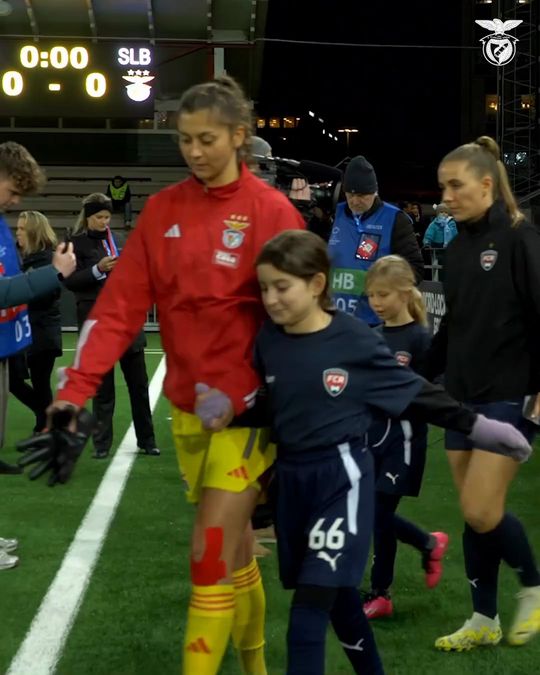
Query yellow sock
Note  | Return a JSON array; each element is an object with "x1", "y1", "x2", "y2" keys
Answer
[
  {"x1": 183, "y1": 584, "x2": 235, "y2": 675},
  {"x1": 232, "y1": 559, "x2": 267, "y2": 675}
]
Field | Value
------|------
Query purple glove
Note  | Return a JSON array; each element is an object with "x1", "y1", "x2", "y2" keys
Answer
[
  {"x1": 194, "y1": 383, "x2": 233, "y2": 430},
  {"x1": 468, "y1": 414, "x2": 532, "y2": 463}
]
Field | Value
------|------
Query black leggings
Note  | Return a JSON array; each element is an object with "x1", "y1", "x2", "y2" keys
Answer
[
  {"x1": 9, "y1": 351, "x2": 57, "y2": 432},
  {"x1": 371, "y1": 492, "x2": 431, "y2": 592}
]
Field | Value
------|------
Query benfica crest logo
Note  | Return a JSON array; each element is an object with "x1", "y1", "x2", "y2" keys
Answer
[
  {"x1": 222, "y1": 214, "x2": 250, "y2": 249},
  {"x1": 475, "y1": 19, "x2": 522, "y2": 67},
  {"x1": 323, "y1": 368, "x2": 349, "y2": 397}
]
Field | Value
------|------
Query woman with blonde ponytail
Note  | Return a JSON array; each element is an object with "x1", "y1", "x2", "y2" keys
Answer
[
  {"x1": 362, "y1": 255, "x2": 449, "y2": 619},
  {"x1": 426, "y1": 136, "x2": 540, "y2": 651}
]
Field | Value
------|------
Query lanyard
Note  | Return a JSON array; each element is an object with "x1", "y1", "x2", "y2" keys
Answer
[{"x1": 353, "y1": 214, "x2": 363, "y2": 234}]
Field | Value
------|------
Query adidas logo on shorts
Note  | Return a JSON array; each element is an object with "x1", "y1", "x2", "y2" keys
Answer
[{"x1": 227, "y1": 466, "x2": 249, "y2": 479}]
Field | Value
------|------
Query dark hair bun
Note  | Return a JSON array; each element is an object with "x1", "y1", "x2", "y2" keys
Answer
[{"x1": 213, "y1": 75, "x2": 244, "y2": 97}]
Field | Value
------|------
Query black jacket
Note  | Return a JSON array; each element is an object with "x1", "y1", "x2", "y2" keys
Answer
[
  {"x1": 348, "y1": 197, "x2": 424, "y2": 283},
  {"x1": 63, "y1": 230, "x2": 110, "y2": 308},
  {"x1": 423, "y1": 201, "x2": 540, "y2": 402},
  {"x1": 21, "y1": 248, "x2": 62, "y2": 356},
  {"x1": 64, "y1": 230, "x2": 145, "y2": 351}
]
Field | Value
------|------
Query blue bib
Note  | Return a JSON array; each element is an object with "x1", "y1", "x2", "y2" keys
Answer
[
  {"x1": 0, "y1": 216, "x2": 32, "y2": 358},
  {"x1": 329, "y1": 201, "x2": 398, "y2": 325}
]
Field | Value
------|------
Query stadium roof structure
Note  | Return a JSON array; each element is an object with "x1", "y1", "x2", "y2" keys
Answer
[
  {"x1": 0, "y1": 0, "x2": 268, "y2": 95},
  {"x1": 0, "y1": 0, "x2": 267, "y2": 44}
]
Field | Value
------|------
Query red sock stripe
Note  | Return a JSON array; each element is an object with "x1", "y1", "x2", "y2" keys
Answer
[
  {"x1": 191, "y1": 592, "x2": 235, "y2": 601},
  {"x1": 190, "y1": 593, "x2": 235, "y2": 610},
  {"x1": 234, "y1": 569, "x2": 261, "y2": 590},
  {"x1": 189, "y1": 601, "x2": 235, "y2": 612}
]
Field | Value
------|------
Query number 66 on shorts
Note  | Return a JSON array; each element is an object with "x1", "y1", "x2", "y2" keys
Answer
[{"x1": 274, "y1": 442, "x2": 376, "y2": 589}]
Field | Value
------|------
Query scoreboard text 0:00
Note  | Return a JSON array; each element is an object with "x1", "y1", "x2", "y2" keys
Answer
[{"x1": 0, "y1": 42, "x2": 155, "y2": 118}]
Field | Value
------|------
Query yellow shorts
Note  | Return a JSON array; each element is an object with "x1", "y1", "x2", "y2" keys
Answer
[{"x1": 171, "y1": 408, "x2": 276, "y2": 504}]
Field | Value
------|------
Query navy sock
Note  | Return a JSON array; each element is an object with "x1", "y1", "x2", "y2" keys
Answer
[
  {"x1": 463, "y1": 523, "x2": 500, "y2": 618},
  {"x1": 286, "y1": 586, "x2": 335, "y2": 675},
  {"x1": 371, "y1": 493, "x2": 400, "y2": 592},
  {"x1": 394, "y1": 514, "x2": 431, "y2": 551},
  {"x1": 491, "y1": 513, "x2": 540, "y2": 587},
  {"x1": 330, "y1": 587, "x2": 385, "y2": 674}
]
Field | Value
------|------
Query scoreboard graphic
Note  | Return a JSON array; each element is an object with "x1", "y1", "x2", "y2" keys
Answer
[{"x1": 0, "y1": 42, "x2": 156, "y2": 117}]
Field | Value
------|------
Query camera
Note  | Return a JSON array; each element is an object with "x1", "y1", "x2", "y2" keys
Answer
[{"x1": 253, "y1": 152, "x2": 343, "y2": 219}]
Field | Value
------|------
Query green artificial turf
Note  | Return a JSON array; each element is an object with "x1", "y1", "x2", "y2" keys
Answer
[{"x1": 1, "y1": 336, "x2": 539, "y2": 674}]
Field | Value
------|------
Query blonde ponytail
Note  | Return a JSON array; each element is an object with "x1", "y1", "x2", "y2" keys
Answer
[
  {"x1": 496, "y1": 159, "x2": 524, "y2": 226},
  {"x1": 409, "y1": 286, "x2": 428, "y2": 327},
  {"x1": 441, "y1": 135, "x2": 524, "y2": 227},
  {"x1": 365, "y1": 254, "x2": 428, "y2": 327}
]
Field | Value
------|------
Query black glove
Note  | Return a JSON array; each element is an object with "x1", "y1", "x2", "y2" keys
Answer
[{"x1": 17, "y1": 407, "x2": 95, "y2": 486}]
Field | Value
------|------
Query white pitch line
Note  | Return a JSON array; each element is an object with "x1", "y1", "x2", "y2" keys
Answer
[{"x1": 7, "y1": 357, "x2": 166, "y2": 675}]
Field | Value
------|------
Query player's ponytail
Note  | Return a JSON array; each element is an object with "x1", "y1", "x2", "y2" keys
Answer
[
  {"x1": 365, "y1": 255, "x2": 428, "y2": 327},
  {"x1": 178, "y1": 75, "x2": 254, "y2": 166},
  {"x1": 440, "y1": 135, "x2": 524, "y2": 227},
  {"x1": 256, "y1": 230, "x2": 333, "y2": 310}
]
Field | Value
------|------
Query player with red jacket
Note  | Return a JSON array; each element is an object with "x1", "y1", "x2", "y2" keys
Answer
[{"x1": 51, "y1": 76, "x2": 304, "y2": 674}]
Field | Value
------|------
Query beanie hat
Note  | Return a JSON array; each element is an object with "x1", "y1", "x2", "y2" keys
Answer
[
  {"x1": 435, "y1": 203, "x2": 450, "y2": 215},
  {"x1": 344, "y1": 156, "x2": 378, "y2": 194}
]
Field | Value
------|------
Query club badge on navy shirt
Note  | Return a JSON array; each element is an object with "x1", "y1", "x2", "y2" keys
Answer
[
  {"x1": 394, "y1": 351, "x2": 412, "y2": 367},
  {"x1": 480, "y1": 249, "x2": 498, "y2": 271},
  {"x1": 323, "y1": 368, "x2": 349, "y2": 397}
]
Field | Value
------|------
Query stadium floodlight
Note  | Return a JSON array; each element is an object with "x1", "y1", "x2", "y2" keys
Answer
[
  {"x1": 338, "y1": 128, "x2": 359, "y2": 149},
  {"x1": 0, "y1": 1, "x2": 13, "y2": 16}
]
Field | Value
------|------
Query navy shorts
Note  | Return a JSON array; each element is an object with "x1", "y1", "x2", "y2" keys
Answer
[
  {"x1": 368, "y1": 418, "x2": 427, "y2": 497},
  {"x1": 273, "y1": 442, "x2": 374, "y2": 589},
  {"x1": 445, "y1": 398, "x2": 537, "y2": 452}
]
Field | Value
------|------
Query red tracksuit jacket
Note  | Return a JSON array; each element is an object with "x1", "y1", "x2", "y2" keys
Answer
[{"x1": 59, "y1": 164, "x2": 305, "y2": 414}]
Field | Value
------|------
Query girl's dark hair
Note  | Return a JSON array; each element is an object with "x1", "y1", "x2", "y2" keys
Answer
[
  {"x1": 256, "y1": 230, "x2": 333, "y2": 309},
  {"x1": 441, "y1": 135, "x2": 524, "y2": 226},
  {"x1": 178, "y1": 75, "x2": 254, "y2": 165}
]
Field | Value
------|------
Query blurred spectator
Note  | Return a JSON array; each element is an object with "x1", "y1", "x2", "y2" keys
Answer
[
  {"x1": 9, "y1": 211, "x2": 62, "y2": 433},
  {"x1": 64, "y1": 193, "x2": 159, "y2": 459},
  {"x1": 106, "y1": 175, "x2": 132, "y2": 229},
  {"x1": 401, "y1": 201, "x2": 428, "y2": 242},
  {"x1": 423, "y1": 203, "x2": 458, "y2": 248}
]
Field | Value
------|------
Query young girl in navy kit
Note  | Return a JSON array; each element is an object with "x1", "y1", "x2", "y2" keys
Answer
[
  {"x1": 194, "y1": 230, "x2": 532, "y2": 675},
  {"x1": 362, "y1": 255, "x2": 448, "y2": 620}
]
